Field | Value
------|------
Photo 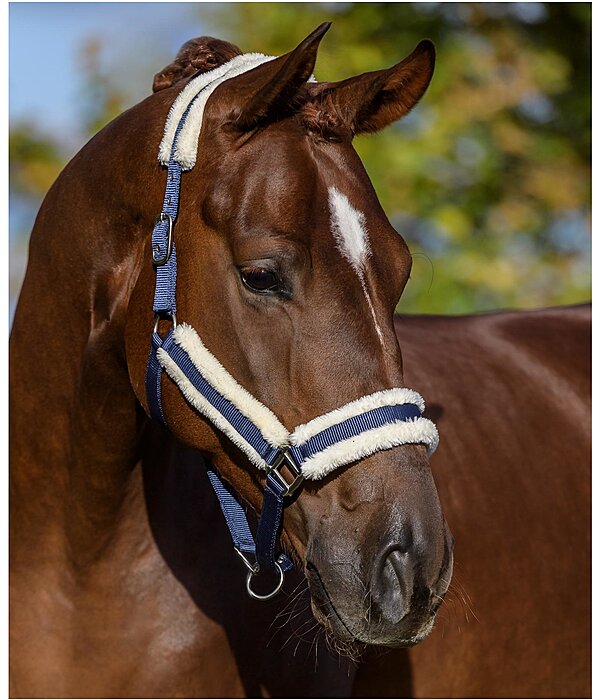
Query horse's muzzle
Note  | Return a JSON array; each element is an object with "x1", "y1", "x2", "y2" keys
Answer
[
  {"x1": 301, "y1": 457, "x2": 454, "y2": 648},
  {"x1": 306, "y1": 524, "x2": 453, "y2": 647}
]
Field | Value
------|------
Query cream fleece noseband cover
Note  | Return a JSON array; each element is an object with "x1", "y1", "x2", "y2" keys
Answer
[{"x1": 158, "y1": 324, "x2": 438, "y2": 481}]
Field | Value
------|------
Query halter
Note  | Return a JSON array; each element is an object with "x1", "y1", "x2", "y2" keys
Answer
[{"x1": 145, "y1": 57, "x2": 439, "y2": 600}]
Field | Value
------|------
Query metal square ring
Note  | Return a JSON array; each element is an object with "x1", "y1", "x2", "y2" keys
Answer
[{"x1": 268, "y1": 450, "x2": 304, "y2": 497}]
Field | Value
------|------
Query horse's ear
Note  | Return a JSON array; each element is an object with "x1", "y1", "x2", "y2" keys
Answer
[
  {"x1": 152, "y1": 37, "x2": 242, "y2": 92},
  {"x1": 310, "y1": 40, "x2": 435, "y2": 135},
  {"x1": 225, "y1": 22, "x2": 331, "y2": 131}
]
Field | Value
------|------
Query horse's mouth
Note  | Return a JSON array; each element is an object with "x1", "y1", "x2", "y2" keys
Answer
[
  {"x1": 305, "y1": 561, "x2": 359, "y2": 643},
  {"x1": 305, "y1": 561, "x2": 440, "y2": 650}
]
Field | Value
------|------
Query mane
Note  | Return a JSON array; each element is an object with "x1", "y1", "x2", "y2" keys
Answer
[
  {"x1": 297, "y1": 87, "x2": 348, "y2": 141},
  {"x1": 152, "y1": 36, "x2": 242, "y2": 93}
]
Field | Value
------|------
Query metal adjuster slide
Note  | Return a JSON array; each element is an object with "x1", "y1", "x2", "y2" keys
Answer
[
  {"x1": 268, "y1": 449, "x2": 304, "y2": 497},
  {"x1": 152, "y1": 212, "x2": 174, "y2": 266}
]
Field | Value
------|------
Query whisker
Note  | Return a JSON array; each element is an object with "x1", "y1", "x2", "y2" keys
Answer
[{"x1": 409, "y1": 251, "x2": 435, "y2": 294}]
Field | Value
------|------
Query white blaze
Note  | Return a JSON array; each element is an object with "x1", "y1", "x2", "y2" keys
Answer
[
  {"x1": 328, "y1": 187, "x2": 385, "y2": 345},
  {"x1": 328, "y1": 187, "x2": 371, "y2": 272}
]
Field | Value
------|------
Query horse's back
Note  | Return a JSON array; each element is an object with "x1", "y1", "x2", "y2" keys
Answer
[{"x1": 354, "y1": 304, "x2": 591, "y2": 698}]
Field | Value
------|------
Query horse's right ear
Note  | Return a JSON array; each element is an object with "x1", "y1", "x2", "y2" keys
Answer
[
  {"x1": 152, "y1": 37, "x2": 242, "y2": 92},
  {"x1": 223, "y1": 22, "x2": 331, "y2": 131},
  {"x1": 307, "y1": 40, "x2": 435, "y2": 136}
]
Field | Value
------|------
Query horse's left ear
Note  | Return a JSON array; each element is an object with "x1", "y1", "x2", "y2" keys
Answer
[
  {"x1": 224, "y1": 22, "x2": 331, "y2": 130},
  {"x1": 312, "y1": 40, "x2": 435, "y2": 135}
]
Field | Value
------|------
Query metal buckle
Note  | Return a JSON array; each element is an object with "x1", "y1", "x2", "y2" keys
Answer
[
  {"x1": 152, "y1": 212, "x2": 174, "y2": 266},
  {"x1": 267, "y1": 450, "x2": 304, "y2": 498}
]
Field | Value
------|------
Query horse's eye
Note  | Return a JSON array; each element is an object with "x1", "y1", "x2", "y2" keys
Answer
[{"x1": 240, "y1": 266, "x2": 281, "y2": 293}]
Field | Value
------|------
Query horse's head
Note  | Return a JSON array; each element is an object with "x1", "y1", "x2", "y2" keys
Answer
[{"x1": 127, "y1": 24, "x2": 453, "y2": 648}]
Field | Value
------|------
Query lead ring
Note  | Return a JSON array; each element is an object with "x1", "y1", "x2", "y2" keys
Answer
[{"x1": 246, "y1": 561, "x2": 285, "y2": 601}]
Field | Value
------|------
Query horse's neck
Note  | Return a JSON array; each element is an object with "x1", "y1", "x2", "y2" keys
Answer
[
  {"x1": 11, "y1": 272, "x2": 144, "y2": 569},
  {"x1": 9, "y1": 114, "x2": 161, "y2": 571},
  {"x1": 66, "y1": 327, "x2": 146, "y2": 564}
]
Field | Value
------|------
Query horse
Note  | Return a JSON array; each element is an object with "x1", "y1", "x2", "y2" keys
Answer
[{"x1": 9, "y1": 24, "x2": 589, "y2": 698}]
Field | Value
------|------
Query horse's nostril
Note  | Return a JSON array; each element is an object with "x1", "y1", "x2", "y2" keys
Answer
[
  {"x1": 387, "y1": 548, "x2": 409, "y2": 573},
  {"x1": 374, "y1": 547, "x2": 416, "y2": 624},
  {"x1": 385, "y1": 548, "x2": 415, "y2": 604}
]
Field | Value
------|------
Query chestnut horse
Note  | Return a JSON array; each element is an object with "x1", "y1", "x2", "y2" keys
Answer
[{"x1": 10, "y1": 25, "x2": 589, "y2": 698}]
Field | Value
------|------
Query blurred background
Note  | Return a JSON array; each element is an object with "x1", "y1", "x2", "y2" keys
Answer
[{"x1": 9, "y1": 2, "x2": 591, "y2": 321}]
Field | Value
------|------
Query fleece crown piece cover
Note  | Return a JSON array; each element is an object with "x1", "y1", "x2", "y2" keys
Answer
[{"x1": 159, "y1": 53, "x2": 276, "y2": 170}]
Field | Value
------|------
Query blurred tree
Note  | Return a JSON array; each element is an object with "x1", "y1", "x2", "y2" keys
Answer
[
  {"x1": 78, "y1": 36, "x2": 128, "y2": 137},
  {"x1": 206, "y1": 2, "x2": 591, "y2": 313},
  {"x1": 9, "y1": 3, "x2": 591, "y2": 316},
  {"x1": 9, "y1": 124, "x2": 64, "y2": 199},
  {"x1": 9, "y1": 35, "x2": 129, "y2": 317},
  {"x1": 9, "y1": 124, "x2": 66, "y2": 315}
]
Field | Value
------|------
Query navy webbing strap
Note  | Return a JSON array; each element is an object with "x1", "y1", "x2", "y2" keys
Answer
[
  {"x1": 206, "y1": 468, "x2": 256, "y2": 556},
  {"x1": 145, "y1": 97, "x2": 198, "y2": 426},
  {"x1": 145, "y1": 331, "x2": 170, "y2": 426},
  {"x1": 256, "y1": 474, "x2": 293, "y2": 573},
  {"x1": 146, "y1": 87, "x2": 294, "y2": 596},
  {"x1": 208, "y1": 467, "x2": 293, "y2": 574},
  {"x1": 288, "y1": 403, "x2": 422, "y2": 463},
  {"x1": 160, "y1": 335, "x2": 281, "y2": 464},
  {"x1": 151, "y1": 161, "x2": 180, "y2": 315}
]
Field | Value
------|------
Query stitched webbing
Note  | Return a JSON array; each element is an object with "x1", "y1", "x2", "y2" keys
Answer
[
  {"x1": 291, "y1": 404, "x2": 423, "y2": 461},
  {"x1": 162, "y1": 335, "x2": 281, "y2": 464}
]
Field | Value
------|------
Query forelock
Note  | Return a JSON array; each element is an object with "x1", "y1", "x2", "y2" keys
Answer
[{"x1": 290, "y1": 85, "x2": 351, "y2": 142}]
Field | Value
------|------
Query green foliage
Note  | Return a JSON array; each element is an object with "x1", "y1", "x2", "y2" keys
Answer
[
  {"x1": 9, "y1": 3, "x2": 590, "y2": 316},
  {"x1": 78, "y1": 37, "x2": 128, "y2": 137},
  {"x1": 208, "y1": 2, "x2": 591, "y2": 313},
  {"x1": 9, "y1": 124, "x2": 64, "y2": 198}
]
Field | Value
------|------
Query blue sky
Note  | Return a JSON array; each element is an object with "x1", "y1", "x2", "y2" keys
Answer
[
  {"x1": 9, "y1": 3, "x2": 217, "y2": 319},
  {"x1": 10, "y1": 3, "x2": 209, "y2": 138}
]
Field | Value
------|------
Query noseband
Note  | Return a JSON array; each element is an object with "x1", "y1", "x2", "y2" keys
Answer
[{"x1": 145, "y1": 56, "x2": 439, "y2": 600}]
